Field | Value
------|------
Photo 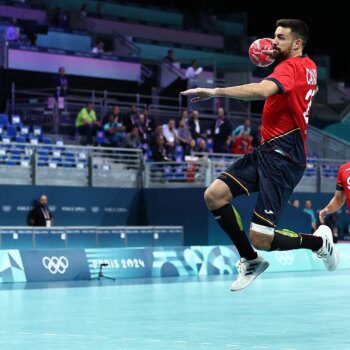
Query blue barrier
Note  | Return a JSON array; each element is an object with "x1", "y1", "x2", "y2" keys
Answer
[
  {"x1": 0, "y1": 226, "x2": 184, "y2": 249},
  {"x1": 1, "y1": 244, "x2": 350, "y2": 284}
]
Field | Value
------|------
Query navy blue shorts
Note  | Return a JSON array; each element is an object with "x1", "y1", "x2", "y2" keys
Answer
[{"x1": 217, "y1": 146, "x2": 305, "y2": 228}]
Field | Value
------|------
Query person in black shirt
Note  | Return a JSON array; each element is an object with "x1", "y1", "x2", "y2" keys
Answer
[
  {"x1": 28, "y1": 195, "x2": 53, "y2": 227},
  {"x1": 123, "y1": 104, "x2": 138, "y2": 133},
  {"x1": 213, "y1": 107, "x2": 232, "y2": 153},
  {"x1": 53, "y1": 67, "x2": 68, "y2": 98},
  {"x1": 151, "y1": 134, "x2": 169, "y2": 162}
]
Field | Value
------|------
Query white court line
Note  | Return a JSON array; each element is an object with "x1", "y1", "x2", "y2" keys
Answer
[
  {"x1": 17, "y1": 332, "x2": 33, "y2": 335},
  {"x1": 199, "y1": 342, "x2": 214, "y2": 345},
  {"x1": 172, "y1": 340, "x2": 188, "y2": 344},
  {"x1": 120, "y1": 337, "x2": 137, "y2": 341},
  {"x1": 226, "y1": 345, "x2": 240, "y2": 348},
  {"x1": 254, "y1": 347, "x2": 269, "y2": 349},
  {"x1": 67, "y1": 334, "x2": 84, "y2": 337},
  {"x1": 42, "y1": 333, "x2": 59, "y2": 336},
  {"x1": 146, "y1": 339, "x2": 162, "y2": 342}
]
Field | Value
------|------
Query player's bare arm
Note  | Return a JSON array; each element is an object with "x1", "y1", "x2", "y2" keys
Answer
[
  {"x1": 319, "y1": 190, "x2": 346, "y2": 223},
  {"x1": 181, "y1": 80, "x2": 279, "y2": 103}
]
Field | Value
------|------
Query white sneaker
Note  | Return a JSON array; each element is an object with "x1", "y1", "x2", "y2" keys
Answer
[
  {"x1": 314, "y1": 225, "x2": 340, "y2": 271},
  {"x1": 230, "y1": 255, "x2": 269, "y2": 292}
]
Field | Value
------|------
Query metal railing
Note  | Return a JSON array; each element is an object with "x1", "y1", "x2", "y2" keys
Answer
[
  {"x1": 144, "y1": 161, "x2": 209, "y2": 188},
  {"x1": 0, "y1": 226, "x2": 184, "y2": 249},
  {"x1": 307, "y1": 125, "x2": 350, "y2": 160},
  {"x1": 142, "y1": 155, "x2": 344, "y2": 193},
  {"x1": 0, "y1": 143, "x2": 143, "y2": 187},
  {"x1": 10, "y1": 82, "x2": 259, "y2": 127},
  {"x1": 0, "y1": 138, "x2": 345, "y2": 192}
]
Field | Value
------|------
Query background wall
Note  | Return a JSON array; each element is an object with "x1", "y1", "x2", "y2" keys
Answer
[{"x1": 1, "y1": 185, "x2": 348, "y2": 244}]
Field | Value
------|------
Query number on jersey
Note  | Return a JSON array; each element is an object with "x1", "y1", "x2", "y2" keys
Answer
[{"x1": 303, "y1": 89, "x2": 317, "y2": 124}]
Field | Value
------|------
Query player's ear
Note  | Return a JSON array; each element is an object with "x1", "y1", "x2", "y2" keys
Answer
[{"x1": 293, "y1": 39, "x2": 302, "y2": 50}]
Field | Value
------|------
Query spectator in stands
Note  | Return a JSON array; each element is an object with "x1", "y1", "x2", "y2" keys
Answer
[
  {"x1": 123, "y1": 104, "x2": 138, "y2": 133},
  {"x1": 185, "y1": 60, "x2": 203, "y2": 111},
  {"x1": 213, "y1": 107, "x2": 232, "y2": 153},
  {"x1": 110, "y1": 105, "x2": 122, "y2": 123},
  {"x1": 28, "y1": 195, "x2": 53, "y2": 227},
  {"x1": 92, "y1": 40, "x2": 105, "y2": 55},
  {"x1": 177, "y1": 119, "x2": 193, "y2": 154},
  {"x1": 149, "y1": 124, "x2": 163, "y2": 148},
  {"x1": 185, "y1": 60, "x2": 203, "y2": 89},
  {"x1": 162, "y1": 119, "x2": 177, "y2": 157},
  {"x1": 6, "y1": 18, "x2": 20, "y2": 44},
  {"x1": 103, "y1": 112, "x2": 125, "y2": 146},
  {"x1": 303, "y1": 200, "x2": 317, "y2": 232},
  {"x1": 229, "y1": 131, "x2": 253, "y2": 155},
  {"x1": 151, "y1": 134, "x2": 170, "y2": 162},
  {"x1": 142, "y1": 107, "x2": 156, "y2": 133},
  {"x1": 122, "y1": 126, "x2": 140, "y2": 149},
  {"x1": 80, "y1": 3, "x2": 88, "y2": 17},
  {"x1": 189, "y1": 110, "x2": 205, "y2": 139},
  {"x1": 180, "y1": 109, "x2": 189, "y2": 126},
  {"x1": 52, "y1": 7, "x2": 68, "y2": 28},
  {"x1": 292, "y1": 199, "x2": 300, "y2": 208},
  {"x1": 163, "y1": 49, "x2": 175, "y2": 64},
  {"x1": 136, "y1": 113, "x2": 149, "y2": 143},
  {"x1": 232, "y1": 118, "x2": 252, "y2": 137},
  {"x1": 53, "y1": 66, "x2": 68, "y2": 98},
  {"x1": 196, "y1": 138, "x2": 208, "y2": 154},
  {"x1": 252, "y1": 124, "x2": 262, "y2": 148},
  {"x1": 76, "y1": 102, "x2": 101, "y2": 145}
]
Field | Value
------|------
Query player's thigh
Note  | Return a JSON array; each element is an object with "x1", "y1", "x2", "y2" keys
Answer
[{"x1": 216, "y1": 151, "x2": 259, "y2": 198}]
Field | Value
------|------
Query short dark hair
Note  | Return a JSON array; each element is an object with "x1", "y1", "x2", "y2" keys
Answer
[{"x1": 276, "y1": 19, "x2": 309, "y2": 47}]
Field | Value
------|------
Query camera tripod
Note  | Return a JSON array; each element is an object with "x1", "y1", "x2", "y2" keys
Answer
[{"x1": 90, "y1": 263, "x2": 116, "y2": 281}]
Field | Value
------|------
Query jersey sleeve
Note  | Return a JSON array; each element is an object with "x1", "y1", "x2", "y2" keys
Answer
[
  {"x1": 264, "y1": 61, "x2": 295, "y2": 93},
  {"x1": 336, "y1": 166, "x2": 344, "y2": 191}
]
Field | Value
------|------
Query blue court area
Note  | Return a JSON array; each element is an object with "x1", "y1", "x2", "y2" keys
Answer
[{"x1": 1, "y1": 270, "x2": 349, "y2": 350}]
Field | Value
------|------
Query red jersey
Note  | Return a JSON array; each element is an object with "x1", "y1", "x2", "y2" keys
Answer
[
  {"x1": 336, "y1": 162, "x2": 350, "y2": 211},
  {"x1": 262, "y1": 56, "x2": 318, "y2": 165}
]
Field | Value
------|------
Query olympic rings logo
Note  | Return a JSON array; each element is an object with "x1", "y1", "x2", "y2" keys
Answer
[
  {"x1": 275, "y1": 251, "x2": 294, "y2": 266},
  {"x1": 42, "y1": 256, "x2": 69, "y2": 274}
]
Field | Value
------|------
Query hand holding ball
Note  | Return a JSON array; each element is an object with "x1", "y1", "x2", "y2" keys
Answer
[{"x1": 248, "y1": 39, "x2": 275, "y2": 67}]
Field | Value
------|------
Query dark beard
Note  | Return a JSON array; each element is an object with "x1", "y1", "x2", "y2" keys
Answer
[{"x1": 274, "y1": 50, "x2": 289, "y2": 63}]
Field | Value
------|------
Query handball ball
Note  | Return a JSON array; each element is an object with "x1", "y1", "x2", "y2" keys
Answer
[{"x1": 248, "y1": 39, "x2": 275, "y2": 67}]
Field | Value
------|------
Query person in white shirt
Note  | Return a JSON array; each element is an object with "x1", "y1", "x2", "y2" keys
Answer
[
  {"x1": 185, "y1": 60, "x2": 203, "y2": 88},
  {"x1": 185, "y1": 60, "x2": 203, "y2": 110},
  {"x1": 162, "y1": 119, "x2": 177, "y2": 157},
  {"x1": 92, "y1": 41, "x2": 104, "y2": 54},
  {"x1": 189, "y1": 110, "x2": 205, "y2": 139}
]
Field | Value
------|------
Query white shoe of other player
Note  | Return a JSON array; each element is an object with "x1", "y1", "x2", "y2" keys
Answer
[
  {"x1": 230, "y1": 255, "x2": 269, "y2": 292},
  {"x1": 314, "y1": 225, "x2": 340, "y2": 271}
]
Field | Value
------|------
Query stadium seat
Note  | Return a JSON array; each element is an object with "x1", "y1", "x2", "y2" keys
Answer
[
  {"x1": 16, "y1": 136, "x2": 27, "y2": 144},
  {"x1": 33, "y1": 126, "x2": 43, "y2": 137},
  {"x1": 20, "y1": 127, "x2": 30, "y2": 136},
  {"x1": 7, "y1": 125, "x2": 18, "y2": 139},
  {"x1": 5, "y1": 160, "x2": 18, "y2": 166},
  {"x1": 0, "y1": 114, "x2": 9, "y2": 126},
  {"x1": 96, "y1": 131, "x2": 107, "y2": 145},
  {"x1": 11, "y1": 115, "x2": 22, "y2": 126},
  {"x1": 42, "y1": 137, "x2": 53, "y2": 144}
]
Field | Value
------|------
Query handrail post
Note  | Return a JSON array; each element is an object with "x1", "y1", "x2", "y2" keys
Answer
[{"x1": 11, "y1": 82, "x2": 15, "y2": 116}]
